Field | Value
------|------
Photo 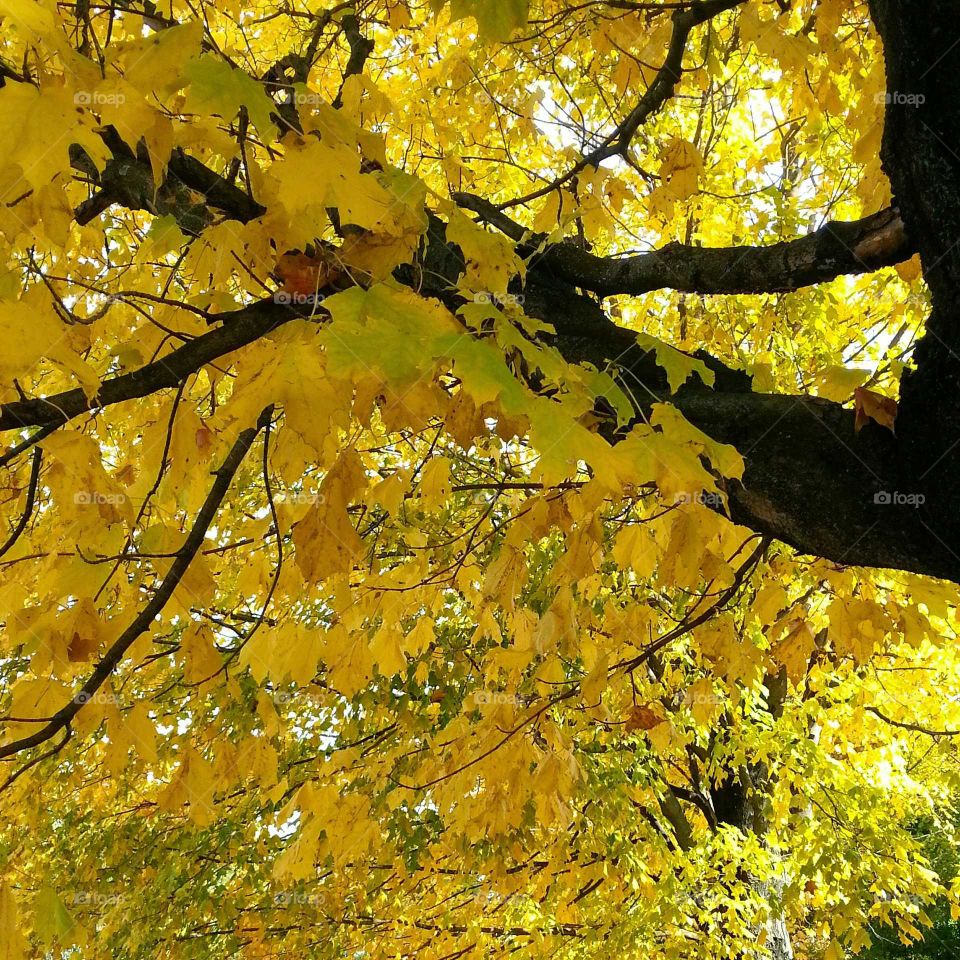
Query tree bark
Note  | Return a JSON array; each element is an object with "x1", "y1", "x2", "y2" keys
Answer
[{"x1": 866, "y1": 0, "x2": 960, "y2": 575}]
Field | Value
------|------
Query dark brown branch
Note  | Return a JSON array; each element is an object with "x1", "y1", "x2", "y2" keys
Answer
[
  {"x1": 615, "y1": 539, "x2": 766, "y2": 674},
  {"x1": 1, "y1": 725, "x2": 72, "y2": 791},
  {"x1": 544, "y1": 207, "x2": 911, "y2": 295},
  {"x1": 72, "y1": 136, "x2": 266, "y2": 229},
  {"x1": 0, "y1": 447, "x2": 41, "y2": 559},
  {"x1": 604, "y1": 0, "x2": 745, "y2": 153},
  {"x1": 332, "y1": 13, "x2": 374, "y2": 109},
  {"x1": 455, "y1": 192, "x2": 913, "y2": 295},
  {"x1": 0, "y1": 422, "x2": 59, "y2": 469},
  {"x1": 166, "y1": 151, "x2": 266, "y2": 223}
]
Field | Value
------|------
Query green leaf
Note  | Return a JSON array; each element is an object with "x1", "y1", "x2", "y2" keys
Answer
[
  {"x1": 33, "y1": 885, "x2": 78, "y2": 947},
  {"x1": 322, "y1": 283, "x2": 460, "y2": 385},
  {"x1": 184, "y1": 55, "x2": 276, "y2": 140},
  {"x1": 635, "y1": 333, "x2": 716, "y2": 393},
  {"x1": 650, "y1": 403, "x2": 744, "y2": 480},
  {"x1": 447, "y1": 0, "x2": 529, "y2": 41}
]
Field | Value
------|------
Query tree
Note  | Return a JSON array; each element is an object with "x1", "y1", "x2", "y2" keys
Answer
[{"x1": 2, "y1": 0, "x2": 960, "y2": 956}]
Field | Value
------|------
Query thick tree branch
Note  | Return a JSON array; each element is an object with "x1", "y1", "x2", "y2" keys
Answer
[
  {"x1": 2, "y1": 207, "x2": 954, "y2": 583},
  {"x1": 544, "y1": 208, "x2": 911, "y2": 295},
  {"x1": 428, "y1": 215, "x2": 960, "y2": 580},
  {"x1": 34, "y1": 14, "x2": 960, "y2": 587},
  {"x1": 455, "y1": 192, "x2": 913, "y2": 295}
]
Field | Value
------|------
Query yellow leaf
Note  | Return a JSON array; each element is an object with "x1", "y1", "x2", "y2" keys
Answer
[
  {"x1": 0, "y1": 0, "x2": 56, "y2": 36},
  {"x1": 0, "y1": 882, "x2": 27, "y2": 960},
  {"x1": 0, "y1": 81, "x2": 108, "y2": 192},
  {"x1": 293, "y1": 476, "x2": 363, "y2": 583},
  {"x1": 772, "y1": 619, "x2": 816, "y2": 684},
  {"x1": 64, "y1": 598, "x2": 105, "y2": 663},
  {"x1": 403, "y1": 617, "x2": 435, "y2": 658},
  {"x1": 813, "y1": 365, "x2": 870, "y2": 402},
  {"x1": 685, "y1": 677, "x2": 721, "y2": 726},
  {"x1": 419, "y1": 456, "x2": 452, "y2": 505},
  {"x1": 125, "y1": 702, "x2": 158, "y2": 766},
  {"x1": 828, "y1": 597, "x2": 891, "y2": 663},
  {"x1": 322, "y1": 622, "x2": 374, "y2": 697},
  {"x1": 636, "y1": 337, "x2": 715, "y2": 393},
  {"x1": 581, "y1": 652, "x2": 609, "y2": 705},
  {"x1": 612, "y1": 524, "x2": 659, "y2": 579},
  {"x1": 446, "y1": 207, "x2": 524, "y2": 295},
  {"x1": 895, "y1": 254, "x2": 922, "y2": 282},
  {"x1": 752, "y1": 583, "x2": 787, "y2": 626},
  {"x1": 180, "y1": 624, "x2": 222, "y2": 686},
  {"x1": 659, "y1": 138, "x2": 703, "y2": 201},
  {"x1": 854, "y1": 386, "x2": 898, "y2": 433},
  {"x1": 160, "y1": 746, "x2": 216, "y2": 826},
  {"x1": 270, "y1": 140, "x2": 395, "y2": 236}
]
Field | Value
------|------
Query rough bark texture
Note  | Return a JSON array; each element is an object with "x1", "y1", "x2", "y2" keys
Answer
[{"x1": 868, "y1": 0, "x2": 960, "y2": 576}]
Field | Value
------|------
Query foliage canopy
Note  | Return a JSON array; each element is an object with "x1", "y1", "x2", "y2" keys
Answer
[{"x1": 1, "y1": 1, "x2": 960, "y2": 958}]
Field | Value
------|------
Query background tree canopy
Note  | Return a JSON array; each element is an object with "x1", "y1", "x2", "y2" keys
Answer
[{"x1": 2, "y1": 0, "x2": 960, "y2": 957}]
